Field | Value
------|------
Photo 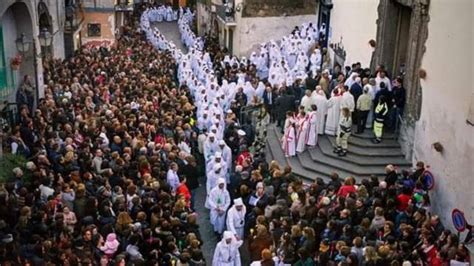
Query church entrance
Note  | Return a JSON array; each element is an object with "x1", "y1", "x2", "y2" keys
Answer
[{"x1": 372, "y1": 0, "x2": 430, "y2": 122}]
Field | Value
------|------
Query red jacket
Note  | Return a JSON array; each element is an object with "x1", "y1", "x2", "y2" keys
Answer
[
  {"x1": 396, "y1": 193, "x2": 412, "y2": 211},
  {"x1": 337, "y1": 185, "x2": 356, "y2": 198},
  {"x1": 176, "y1": 183, "x2": 191, "y2": 207},
  {"x1": 236, "y1": 151, "x2": 252, "y2": 166}
]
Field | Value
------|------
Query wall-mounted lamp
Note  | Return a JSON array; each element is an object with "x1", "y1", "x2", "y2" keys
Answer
[
  {"x1": 419, "y1": 69, "x2": 427, "y2": 80},
  {"x1": 432, "y1": 142, "x2": 443, "y2": 153},
  {"x1": 235, "y1": 3, "x2": 243, "y2": 12}
]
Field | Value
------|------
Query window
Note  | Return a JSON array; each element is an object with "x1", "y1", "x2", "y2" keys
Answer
[{"x1": 87, "y1": 23, "x2": 101, "y2": 37}]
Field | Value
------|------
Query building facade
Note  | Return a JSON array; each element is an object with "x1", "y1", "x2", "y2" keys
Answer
[
  {"x1": 197, "y1": 0, "x2": 321, "y2": 57},
  {"x1": 330, "y1": 0, "x2": 473, "y2": 238},
  {"x1": 0, "y1": 0, "x2": 66, "y2": 104}
]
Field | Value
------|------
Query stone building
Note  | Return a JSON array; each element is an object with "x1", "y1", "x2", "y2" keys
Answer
[
  {"x1": 0, "y1": 0, "x2": 66, "y2": 104},
  {"x1": 330, "y1": 0, "x2": 473, "y2": 240}
]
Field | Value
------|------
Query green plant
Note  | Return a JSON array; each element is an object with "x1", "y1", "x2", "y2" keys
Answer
[{"x1": 0, "y1": 154, "x2": 30, "y2": 184}]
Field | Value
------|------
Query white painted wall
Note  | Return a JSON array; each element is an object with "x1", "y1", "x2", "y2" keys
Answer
[
  {"x1": 233, "y1": 14, "x2": 318, "y2": 57},
  {"x1": 414, "y1": 0, "x2": 473, "y2": 231},
  {"x1": 329, "y1": 0, "x2": 378, "y2": 67}
]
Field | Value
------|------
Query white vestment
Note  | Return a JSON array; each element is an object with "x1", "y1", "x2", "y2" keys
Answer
[
  {"x1": 306, "y1": 111, "x2": 318, "y2": 146},
  {"x1": 226, "y1": 205, "x2": 246, "y2": 239},
  {"x1": 212, "y1": 231, "x2": 243, "y2": 266},
  {"x1": 325, "y1": 95, "x2": 342, "y2": 136},
  {"x1": 282, "y1": 118, "x2": 296, "y2": 157},
  {"x1": 340, "y1": 91, "x2": 355, "y2": 113},
  {"x1": 209, "y1": 184, "x2": 230, "y2": 234},
  {"x1": 313, "y1": 92, "x2": 328, "y2": 135},
  {"x1": 300, "y1": 95, "x2": 313, "y2": 112},
  {"x1": 296, "y1": 116, "x2": 309, "y2": 153}
]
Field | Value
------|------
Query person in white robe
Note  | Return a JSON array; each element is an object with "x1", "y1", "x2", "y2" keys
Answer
[
  {"x1": 206, "y1": 151, "x2": 226, "y2": 173},
  {"x1": 293, "y1": 51, "x2": 308, "y2": 73},
  {"x1": 375, "y1": 71, "x2": 392, "y2": 92},
  {"x1": 282, "y1": 112, "x2": 296, "y2": 157},
  {"x1": 212, "y1": 231, "x2": 243, "y2": 266},
  {"x1": 203, "y1": 133, "x2": 219, "y2": 162},
  {"x1": 305, "y1": 104, "x2": 318, "y2": 147},
  {"x1": 309, "y1": 49, "x2": 322, "y2": 74},
  {"x1": 218, "y1": 140, "x2": 233, "y2": 167},
  {"x1": 344, "y1": 72, "x2": 359, "y2": 88},
  {"x1": 243, "y1": 81, "x2": 256, "y2": 104},
  {"x1": 325, "y1": 87, "x2": 343, "y2": 136},
  {"x1": 312, "y1": 87, "x2": 328, "y2": 135},
  {"x1": 340, "y1": 86, "x2": 355, "y2": 115},
  {"x1": 226, "y1": 198, "x2": 246, "y2": 240},
  {"x1": 365, "y1": 78, "x2": 377, "y2": 128},
  {"x1": 296, "y1": 111, "x2": 309, "y2": 153},
  {"x1": 300, "y1": 90, "x2": 314, "y2": 112},
  {"x1": 165, "y1": 6, "x2": 174, "y2": 21},
  {"x1": 209, "y1": 178, "x2": 231, "y2": 235}
]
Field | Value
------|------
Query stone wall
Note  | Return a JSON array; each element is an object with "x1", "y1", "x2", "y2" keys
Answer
[
  {"x1": 242, "y1": 0, "x2": 317, "y2": 17},
  {"x1": 413, "y1": 0, "x2": 473, "y2": 233}
]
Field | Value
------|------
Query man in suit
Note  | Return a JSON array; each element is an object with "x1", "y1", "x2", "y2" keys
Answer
[{"x1": 262, "y1": 86, "x2": 277, "y2": 122}]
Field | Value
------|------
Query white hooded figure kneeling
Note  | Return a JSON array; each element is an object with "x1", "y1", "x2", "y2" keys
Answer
[
  {"x1": 209, "y1": 178, "x2": 230, "y2": 234},
  {"x1": 212, "y1": 231, "x2": 243, "y2": 266}
]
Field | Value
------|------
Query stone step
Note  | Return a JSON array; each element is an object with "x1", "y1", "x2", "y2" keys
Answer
[
  {"x1": 326, "y1": 136, "x2": 405, "y2": 157},
  {"x1": 296, "y1": 150, "x2": 369, "y2": 182},
  {"x1": 307, "y1": 146, "x2": 387, "y2": 176},
  {"x1": 350, "y1": 126, "x2": 397, "y2": 140},
  {"x1": 318, "y1": 137, "x2": 411, "y2": 166},
  {"x1": 266, "y1": 126, "x2": 325, "y2": 182},
  {"x1": 327, "y1": 135, "x2": 401, "y2": 149}
]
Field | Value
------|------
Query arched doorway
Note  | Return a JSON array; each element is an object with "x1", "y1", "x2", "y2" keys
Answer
[{"x1": 0, "y1": 2, "x2": 34, "y2": 103}]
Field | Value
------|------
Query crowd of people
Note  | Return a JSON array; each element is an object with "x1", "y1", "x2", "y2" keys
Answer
[{"x1": 0, "y1": 2, "x2": 471, "y2": 266}]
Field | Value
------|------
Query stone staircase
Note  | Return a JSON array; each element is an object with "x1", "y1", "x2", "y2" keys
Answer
[{"x1": 265, "y1": 124, "x2": 412, "y2": 182}]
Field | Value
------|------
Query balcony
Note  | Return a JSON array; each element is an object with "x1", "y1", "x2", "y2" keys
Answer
[{"x1": 215, "y1": 4, "x2": 236, "y2": 26}]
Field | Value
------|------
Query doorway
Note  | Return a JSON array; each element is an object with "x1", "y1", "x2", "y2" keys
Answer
[{"x1": 392, "y1": 4, "x2": 411, "y2": 79}]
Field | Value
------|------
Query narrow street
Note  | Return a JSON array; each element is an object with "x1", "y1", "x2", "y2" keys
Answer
[
  {"x1": 153, "y1": 22, "x2": 216, "y2": 264},
  {"x1": 153, "y1": 21, "x2": 252, "y2": 265}
]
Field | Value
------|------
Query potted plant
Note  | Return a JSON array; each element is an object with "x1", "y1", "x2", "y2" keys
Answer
[{"x1": 10, "y1": 54, "x2": 22, "y2": 70}]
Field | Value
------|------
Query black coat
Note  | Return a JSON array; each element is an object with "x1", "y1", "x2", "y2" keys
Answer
[
  {"x1": 262, "y1": 90, "x2": 277, "y2": 108},
  {"x1": 179, "y1": 163, "x2": 200, "y2": 190},
  {"x1": 275, "y1": 94, "x2": 296, "y2": 120}
]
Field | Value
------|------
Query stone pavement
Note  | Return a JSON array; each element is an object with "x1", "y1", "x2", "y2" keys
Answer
[{"x1": 152, "y1": 22, "x2": 187, "y2": 52}]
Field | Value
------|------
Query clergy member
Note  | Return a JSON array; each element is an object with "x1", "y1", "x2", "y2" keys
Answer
[{"x1": 306, "y1": 104, "x2": 318, "y2": 147}]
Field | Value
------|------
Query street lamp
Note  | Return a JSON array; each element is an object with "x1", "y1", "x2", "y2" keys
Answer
[
  {"x1": 15, "y1": 33, "x2": 31, "y2": 55},
  {"x1": 38, "y1": 28, "x2": 53, "y2": 48}
]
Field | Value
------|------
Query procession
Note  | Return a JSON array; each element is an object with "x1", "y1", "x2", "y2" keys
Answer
[{"x1": 0, "y1": 1, "x2": 471, "y2": 266}]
